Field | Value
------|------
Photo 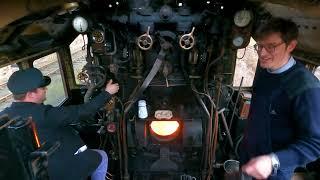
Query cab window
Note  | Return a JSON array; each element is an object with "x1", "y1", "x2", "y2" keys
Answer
[
  {"x1": 314, "y1": 66, "x2": 320, "y2": 80},
  {"x1": 233, "y1": 37, "x2": 258, "y2": 87},
  {"x1": 33, "y1": 53, "x2": 67, "y2": 106},
  {"x1": 0, "y1": 64, "x2": 19, "y2": 111},
  {"x1": 70, "y1": 34, "x2": 88, "y2": 85}
]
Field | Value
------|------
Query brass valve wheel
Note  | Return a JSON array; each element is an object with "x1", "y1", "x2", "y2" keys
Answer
[
  {"x1": 137, "y1": 26, "x2": 153, "y2": 50},
  {"x1": 77, "y1": 71, "x2": 89, "y2": 83},
  {"x1": 179, "y1": 27, "x2": 195, "y2": 50}
]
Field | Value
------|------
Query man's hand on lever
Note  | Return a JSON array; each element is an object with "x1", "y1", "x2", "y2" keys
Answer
[
  {"x1": 105, "y1": 79, "x2": 119, "y2": 95},
  {"x1": 242, "y1": 155, "x2": 272, "y2": 180}
]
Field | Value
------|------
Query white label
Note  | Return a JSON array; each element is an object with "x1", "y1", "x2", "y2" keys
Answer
[{"x1": 154, "y1": 110, "x2": 173, "y2": 120}]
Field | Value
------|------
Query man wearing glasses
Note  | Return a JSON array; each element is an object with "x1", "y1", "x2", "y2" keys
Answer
[{"x1": 240, "y1": 18, "x2": 320, "y2": 179}]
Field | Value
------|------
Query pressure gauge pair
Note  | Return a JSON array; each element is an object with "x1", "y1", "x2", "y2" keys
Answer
[{"x1": 232, "y1": 10, "x2": 252, "y2": 48}]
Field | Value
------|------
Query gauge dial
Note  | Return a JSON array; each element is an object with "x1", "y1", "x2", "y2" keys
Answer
[
  {"x1": 72, "y1": 16, "x2": 88, "y2": 33},
  {"x1": 92, "y1": 30, "x2": 104, "y2": 43},
  {"x1": 232, "y1": 36, "x2": 244, "y2": 47},
  {"x1": 234, "y1": 10, "x2": 252, "y2": 27}
]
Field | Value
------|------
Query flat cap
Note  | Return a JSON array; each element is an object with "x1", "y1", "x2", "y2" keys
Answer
[{"x1": 7, "y1": 68, "x2": 51, "y2": 94}]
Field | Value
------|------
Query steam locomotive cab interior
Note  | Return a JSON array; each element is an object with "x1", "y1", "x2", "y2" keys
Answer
[{"x1": 0, "y1": 0, "x2": 320, "y2": 179}]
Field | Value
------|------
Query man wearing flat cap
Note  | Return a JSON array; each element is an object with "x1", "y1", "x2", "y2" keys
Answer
[{"x1": 0, "y1": 67, "x2": 119, "y2": 180}]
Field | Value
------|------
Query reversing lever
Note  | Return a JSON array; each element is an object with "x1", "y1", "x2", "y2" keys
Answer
[{"x1": 124, "y1": 40, "x2": 172, "y2": 114}]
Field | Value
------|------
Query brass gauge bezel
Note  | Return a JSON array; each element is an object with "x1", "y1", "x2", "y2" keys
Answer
[{"x1": 92, "y1": 30, "x2": 105, "y2": 43}]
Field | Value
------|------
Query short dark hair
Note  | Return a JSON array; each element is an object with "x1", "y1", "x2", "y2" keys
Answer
[
  {"x1": 255, "y1": 17, "x2": 299, "y2": 44},
  {"x1": 12, "y1": 89, "x2": 38, "y2": 100},
  {"x1": 13, "y1": 93, "x2": 27, "y2": 100}
]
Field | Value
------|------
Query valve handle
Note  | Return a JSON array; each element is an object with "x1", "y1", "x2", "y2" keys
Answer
[
  {"x1": 137, "y1": 26, "x2": 153, "y2": 50},
  {"x1": 179, "y1": 27, "x2": 195, "y2": 50},
  {"x1": 77, "y1": 71, "x2": 89, "y2": 82}
]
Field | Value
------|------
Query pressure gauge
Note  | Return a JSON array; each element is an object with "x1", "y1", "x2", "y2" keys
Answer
[
  {"x1": 72, "y1": 16, "x2": 88, "y2": 33},
  {"x1": 232, "y1": 36, "x2": 244, "y2": 47},
  {"x1": 234, "y1": 10, "x2": 252, "y2": 27},
  {"x1": 92, "y1": 30, "x2": 104, "y2": 43}
]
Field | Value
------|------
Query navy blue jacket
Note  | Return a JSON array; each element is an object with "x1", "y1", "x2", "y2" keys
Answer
[
  {"x1": 0, "y1": 91, "x2": 112, "y2": 180},
  {"x1": 240, "y1": 61, "x2": 320, "y2": 179}
]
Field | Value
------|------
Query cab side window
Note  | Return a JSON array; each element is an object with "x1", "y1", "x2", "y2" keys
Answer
[
  {"x1": 233, "y1": 37, "x2": 258, "y2": 87},
  {"x1": 314, "y1": 66, "x2": 320, "y2": 80},
  {"x1": 33, "y1": 53, "x2": 67, "y2": 106},
  {"x1": 0, "y1": 64, "x2": 19, "y2": 111},
  {"x1": 70, "y1": 35, "x2": 88, "y2": 85}
]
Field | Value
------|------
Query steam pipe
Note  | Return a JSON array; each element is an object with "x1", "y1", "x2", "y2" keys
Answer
[
  {"x1": 219, "y1": 109, "x2": 234, "y2": 149},
  {"x1": 229, "y1": 77, "x2": 244, "y2": 132},
  {"x1": 192, "y1": 85, "x2": 210, "y2": 118},
  {"x1": 207, "y1": 78, "x2": 222, "y2": 179}
]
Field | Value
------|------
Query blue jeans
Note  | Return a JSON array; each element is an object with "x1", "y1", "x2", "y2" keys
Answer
[{"x1": 91, "y1": 149, "x2": 108, "y2": 180}]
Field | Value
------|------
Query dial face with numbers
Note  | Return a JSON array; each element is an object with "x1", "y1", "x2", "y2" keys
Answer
[
  {"x1": 234, "y1": 10, "x2": 252, "y2": 27},
  {"x1": 72, "y1": 16, "x2": 88, "y2": 33}
]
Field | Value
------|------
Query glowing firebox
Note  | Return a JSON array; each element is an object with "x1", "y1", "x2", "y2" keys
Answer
[{"x1": 149, "y1": 120, "x2": 180, "y2": 141}]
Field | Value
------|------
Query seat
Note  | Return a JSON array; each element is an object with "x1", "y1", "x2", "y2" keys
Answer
[
  {"x1": 0, "y1": 115, "x2": 27, "y2": 180},
  {"x1": 0, "y1": 114, "x2": 59, "y2": 180}
]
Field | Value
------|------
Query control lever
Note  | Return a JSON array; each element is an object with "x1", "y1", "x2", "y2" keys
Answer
[
  {"x1": 165, "y1": 77, "x2": 169, "y2": 87},
  {"x1": 124, "y1": 49, "x2": 165, "y2": 113},
  {"x1": 162, "y1": 61, "x2": 172, "y2": 88},
  {"x1": 137, "y1": 26, "x2": 153, "y2": 50},
  {"x1": 179, "y1": 27, "x2": 195, "y2": 50},
  {"x1": 225, "y1": 160, "x2": 252, "y2": 180},
  {"x1": 223, "y1": 159, "x2": 240, "y2": 174},
  {"x1": 124, "y1": 40, "x2": 171, "y2": 113}
]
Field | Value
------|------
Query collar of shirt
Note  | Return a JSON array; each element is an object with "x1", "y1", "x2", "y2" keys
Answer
[{"x1": 267, "y1": 56, "x2": 296, "y2": 74}]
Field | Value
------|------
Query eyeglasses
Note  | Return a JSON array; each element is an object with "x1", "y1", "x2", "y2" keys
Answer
[{"x1": 254, "y1": 42, "x2": 285, "y2": 54}]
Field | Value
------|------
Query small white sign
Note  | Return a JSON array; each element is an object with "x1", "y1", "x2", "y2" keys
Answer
[{"x1": 154, "y1": 110, "x2": 173, "y2": 120}]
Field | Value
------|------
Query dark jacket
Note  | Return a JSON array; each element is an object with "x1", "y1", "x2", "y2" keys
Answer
[
  {"x1": 240, "y1": 61, "x2": 320, "y2": 180},
  {"x1": 0, "y1": 91, "x2": 112, "y2": 180}
]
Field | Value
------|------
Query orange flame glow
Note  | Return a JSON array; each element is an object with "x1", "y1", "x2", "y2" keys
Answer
[
  {"x1": 30, "y1": 121, "x2": 41, "y2": 149},
  {"x1": 150, "y1": 121, "x2": 180, "y2": 136}
]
